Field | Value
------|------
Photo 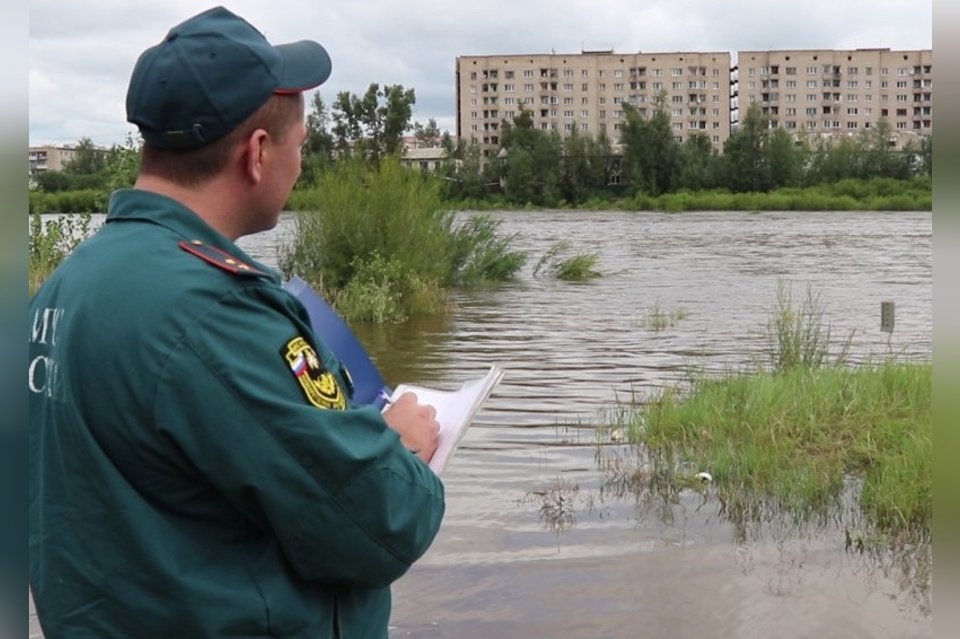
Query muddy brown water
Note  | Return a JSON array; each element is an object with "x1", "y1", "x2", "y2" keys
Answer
[{"x1": 30, "y1": 209, "x2": 932, "y2": 638}]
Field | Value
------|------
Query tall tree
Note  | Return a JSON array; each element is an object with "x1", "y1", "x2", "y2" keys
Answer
[
  {"x1": 766, "y1": 128, "x2": 802, "y2": 189},
  {"x1": 678, "y1": 133, "x2": 719, "y2": 191},
  {"x1": 331, "y1": 83, "x2": 416, "y2": 162},
  {"x1": 722, "y1": 103, "x2": 771, "y2": 192},
  {"x1": 620, "y1": 93, "x2": 682, "y2": 195},
  {"x1": 64, "y1": 137, "x2": 106, "y2": 175},
  {"x1": 413, "y1": 118, "x2": 442, "y2": 147},
  {"x1": 304, "y1": 92, "x2": 335, "y2": 159}
]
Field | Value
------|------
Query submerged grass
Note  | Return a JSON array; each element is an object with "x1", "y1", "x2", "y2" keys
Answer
[
  {"x1": 632, "y1": 363, "x2": 931, "y2": 538},
  {"x1": 532, "y1": 240, "x2": 603, "y2": 281},
  {"x1": 607, "y1": 282, "x2": 930, "y2": 547}
]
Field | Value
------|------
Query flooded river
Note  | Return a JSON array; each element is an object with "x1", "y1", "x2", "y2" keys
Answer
[
  {"x1": 30, "y1": 209, "x2": 932, "y2": 638},
  {"x1": 241, "y1": 209, "x2": 932, "y2": 638}
]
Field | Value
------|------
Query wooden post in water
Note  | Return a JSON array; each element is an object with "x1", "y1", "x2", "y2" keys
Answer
[{"x1": 880, "y1": 300, "x2": 895, "y2": 333}]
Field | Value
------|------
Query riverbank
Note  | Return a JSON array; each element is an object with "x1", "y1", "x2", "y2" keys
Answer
[
  {"x1": 31, "y1": 176, "x2": 931, "y2": 215},
  {"x1": 441, "y1": 177, "x2": 931, "y2": 213}
]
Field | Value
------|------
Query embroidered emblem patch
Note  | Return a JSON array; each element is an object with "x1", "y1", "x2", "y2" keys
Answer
[{"x1": 281, "y1": 336, "x2": 346, "y2": 410}]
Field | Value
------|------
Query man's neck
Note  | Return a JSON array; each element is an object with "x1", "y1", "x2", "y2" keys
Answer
[{"x1": 133, "y1": 174, "x2": 245, "y2": 241}]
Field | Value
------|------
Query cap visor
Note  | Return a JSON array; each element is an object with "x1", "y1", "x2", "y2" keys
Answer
[{"x1": 275, "y1": 40, "x2": 332, "y2": 92}]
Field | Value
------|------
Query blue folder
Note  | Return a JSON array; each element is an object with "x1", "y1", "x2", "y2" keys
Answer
[{"x1": 283, "y1": 275, "x2": 390, "y2": 408}]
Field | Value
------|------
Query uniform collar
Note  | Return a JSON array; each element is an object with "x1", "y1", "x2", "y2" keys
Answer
[{"x1": 105, "y1": 188, "x2": 280, "y2": 281}]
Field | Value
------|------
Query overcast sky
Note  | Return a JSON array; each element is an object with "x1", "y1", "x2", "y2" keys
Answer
[{"x1": 29, "y1": 0, "x2": 932, "y2": 147}]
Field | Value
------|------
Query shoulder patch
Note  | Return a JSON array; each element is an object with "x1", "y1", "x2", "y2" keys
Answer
[
  {"x1": 281, "y1": 336, "x2": 347, "y2": 410},
  {"x1": 179, "y1": 240, "x2": 271, "y2": 278}
]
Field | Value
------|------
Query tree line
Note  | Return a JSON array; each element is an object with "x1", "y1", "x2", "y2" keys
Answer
[{"x1": 31, "y1": 82, "x2": 932, "y2": 212}]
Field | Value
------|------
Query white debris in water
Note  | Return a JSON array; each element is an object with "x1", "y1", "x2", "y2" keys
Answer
[
  {"x1": 609, "y1": 428, "x2": 626, "y2": 443},
  {"x1": 695, "y1": 471, "x2": 713, "y2": 483}
]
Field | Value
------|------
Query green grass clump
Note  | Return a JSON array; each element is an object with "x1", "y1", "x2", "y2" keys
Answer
[
  {"x1": 281, "y1": 157, "x2": 525, "y2": 321},
  {"x1": 532, "y1": 240, "x2": 603, "y2": 281},
  {"x1": 643, "y1": 302, "x2": 688, "y2": 331},
  {"x1": 765, "y1": 280, "x2": 852, "y2": 372},
  {"x1": 633, "y1": 363, "x2": 931, "y2": 538}
]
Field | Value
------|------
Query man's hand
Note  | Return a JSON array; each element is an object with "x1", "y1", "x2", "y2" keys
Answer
[{"x1": 382, "y1": 392, "x2": 439, "y2": 464}]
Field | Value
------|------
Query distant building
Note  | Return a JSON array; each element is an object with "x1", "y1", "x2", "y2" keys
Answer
[
  {"x1": 29, "y1": 144, "x2": 81, "y2": 175},
  {"x1": 456, "y1": 47, "x2": 933, "y2": 155},
  {"x1": 735, "y1": 48, "x2": 933, "y2": 149},
  {"x1": 456, "y1": 50, "x2": 732, "y2": 156},
  {"x1": 399, "y1": 146, "x2": 448, "y2": 172}
]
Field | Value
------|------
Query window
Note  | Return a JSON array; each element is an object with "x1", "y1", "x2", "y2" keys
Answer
[
  {"x1": 847, "y1": 80, "x2": 858, "y2": 88},
  {"x1": 614, "y1": 69, "x2": 624, "y2": 78},
  {"x1": 470, "y1": 71, "x2": 477, "y2": 80},
  {"x1": 523, "y1": 69, "x2": 534, "y2": 77},
  {"x1": 673, "y1": 82, "x2": 684, "y2": 90},
  {"x1": 847, "y1": 107, "x2": 858, "y2": 115},
  {"x1": 847, "y1": 121, "x2": 858, "y2": 128},
  {"x1": 614, "y1": 83, "x2": 624, "y2": 91},
  {"x1": 807, "y1": 80, "x2": 818, "y2": 88},
  {"x1": 524, "y1": 83, "x2": 534, "y2": 92},
  {"x1": 847, "y1": 66, "x2": 858, "y2": 74},
  {"x1": 786, "y1": 80, "x2": 797, "y2": 88},
  {"x1": 581, "y1": 83, "x2": 589, "y2": 91},
  {"x1": 564, "y1": 83, "x2": 573, "y2": 91},
  {"x1": 564, "y1": 69, "x2": 573, "y2": 77},
  {"x1": 505, "y1": 83, "x2": 515, "y2": 92},
  {"x1": 581, "y1": 69, "x2": 589, "y2": 77},
  {"x1": 806, "y1": 66, "x2": 817, "y2": 74},
  {"x1": 673, "y1": 67, "x2": 684, "y2": 76},
  {"x1": 505, "y1": 70, "x2": 514, "y2": 79}
]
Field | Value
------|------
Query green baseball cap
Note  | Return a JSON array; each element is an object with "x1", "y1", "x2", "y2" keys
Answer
[{"x1": 126, "y1": 6, "x2": 332, "y2": 150}]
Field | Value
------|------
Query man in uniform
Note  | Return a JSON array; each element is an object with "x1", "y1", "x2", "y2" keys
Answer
[{"x1": 28, "y1": 6, "x2": 445, "y2": 637}]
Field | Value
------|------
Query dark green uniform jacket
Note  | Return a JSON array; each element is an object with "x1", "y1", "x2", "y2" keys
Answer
[{"x1": 29, "y1": 189, "x2": 445, "y2": 638}]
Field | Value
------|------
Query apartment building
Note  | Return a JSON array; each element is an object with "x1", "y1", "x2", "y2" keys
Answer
[
  {"x1": 456, "y1": 50, "x2": 732, "y2": 155},
  {"x1": 28, "y1": 144, "x2": 81, "y2": 175},
  {"x1": 736, "y1": 48, "x2": 933, "y2": 148}
]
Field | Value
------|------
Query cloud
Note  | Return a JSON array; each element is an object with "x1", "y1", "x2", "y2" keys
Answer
[{"x1": 28, "y1": 0, "x2": 931, "y2": 145}]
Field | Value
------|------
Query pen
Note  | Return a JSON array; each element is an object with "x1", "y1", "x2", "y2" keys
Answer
[{"x1": 379, "y1": 390, "x2": 393, "y2": 406}]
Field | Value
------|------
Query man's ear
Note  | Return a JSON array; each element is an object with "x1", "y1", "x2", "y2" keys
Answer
[{"x1": 243, "y1": 129, "x2": 270, "y2": 184}]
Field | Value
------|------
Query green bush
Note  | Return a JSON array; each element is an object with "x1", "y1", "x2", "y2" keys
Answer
[
  {"x1": 29, "y1": 212, "x2": 93, "y2": 295},
  {"x1": 281, "y1": 157, "x2": 525, "y2": 321}
]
